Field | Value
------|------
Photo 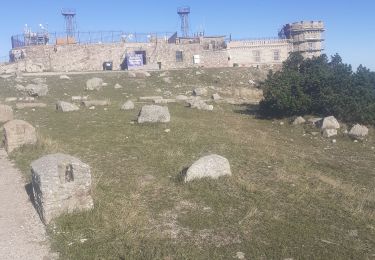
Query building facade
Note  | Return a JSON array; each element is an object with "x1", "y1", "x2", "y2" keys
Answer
[{"x1": 2, "y1": 21, "x2": 324, "y2": 73}]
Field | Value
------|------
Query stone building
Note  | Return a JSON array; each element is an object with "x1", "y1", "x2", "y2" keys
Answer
[{"x1": 1, "y1": 21, "x2": 324, "y2": 73}]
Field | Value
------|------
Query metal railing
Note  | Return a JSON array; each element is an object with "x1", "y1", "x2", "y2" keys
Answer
[{"x1": 11, "y1": 31, "x2": 176, "y2": 48}]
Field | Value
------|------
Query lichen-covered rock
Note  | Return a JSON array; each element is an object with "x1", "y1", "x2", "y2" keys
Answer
[
  {"x1": 349, "y1": 124, "x2": 368, "y2": 139},
  {"x1": 0, "y1": 104, "x2": 13, "y2": 123},
  {"x1": 121, "y1": 100, "x2": 135, "y2": 110},
  {"x1": 56, "y1": 101, "x2": 79, "y2": 112},
  {"x1": 321, "y1": 116, "x2": 340, "y2": 129},
  {"x1": 31, "y1": 153, "x2": 94, "y2": 224},
  {"x1": 3, "y1": 120, "x2": 37, "y2": 153},
  {"x1": 85, "y1": 77, "x2": 103, "y2": 91},
  {"x1": 138, "y1": 105, "x2": 170, "y2": 123},
  {"x1": 185, "y1": 154, "x2": 231, "y2": 182},
  {"x1": 25, "y1": 84, "x2": 48, "y2": 97}
]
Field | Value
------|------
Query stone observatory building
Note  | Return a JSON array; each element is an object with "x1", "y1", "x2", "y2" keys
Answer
[{"x1": 1, "y1": 10, "x2": 324, "y2": 73}]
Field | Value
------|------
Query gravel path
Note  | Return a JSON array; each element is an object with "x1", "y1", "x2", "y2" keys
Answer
[{"x1": 0, "y1": 149, "x2": 55, "y2": 259}]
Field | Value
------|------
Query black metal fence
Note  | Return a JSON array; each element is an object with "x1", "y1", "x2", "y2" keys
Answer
[{"x1": 11, "y1": 31, "x2": 175, "y2": 49}]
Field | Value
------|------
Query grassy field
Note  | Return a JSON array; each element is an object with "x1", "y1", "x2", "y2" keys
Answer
[{"x1": 0, "y1": 68, "x2": 374, "y2": 259}]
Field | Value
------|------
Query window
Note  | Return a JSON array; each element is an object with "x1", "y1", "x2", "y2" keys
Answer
[
  {"x1": 253, "y1": 50, "x2": 261, "y2": 62},
  {"x1": 273, "y1": 50, "x2": 280, "y2": 61},
  {"x1": 308, "y1": 42, "x2": 314, "y2": 51},
  {"x1": 176, "y1": 51, "x2": 183, "y2": 62}
]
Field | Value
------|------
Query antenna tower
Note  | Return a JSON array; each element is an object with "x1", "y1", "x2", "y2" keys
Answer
[
  {"x1": 61, "y1": 8, "x2": 77, "y2": 37},
  {"x1": 177, "y1": 6, "x2": 190, "y2": 37}
]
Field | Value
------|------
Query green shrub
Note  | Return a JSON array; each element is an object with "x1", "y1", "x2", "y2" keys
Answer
[{"x1": 259, "y1": 53, "x2": 375, "y2": 125}]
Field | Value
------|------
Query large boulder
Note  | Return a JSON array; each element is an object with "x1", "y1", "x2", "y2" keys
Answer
[
  {"x1": 85, "y1": 77, "x2": 103, "y2": 91},
  {"x1": 184, "y1": 154, "x2": 232, "y2": 182},
  {"x1": 56, "y1": 101, "x2": 79, "y2": 112},
  {"x1": 138, "y1": 105, "x2": 170, "y2": 123},
  {"x1": 321, "y1": 116, "x2": 340, "y2": 129},
  {"x1": 0, "y1": 104, "x2": 13, "y2": 123},
  {"x1": 31, "y1": 153, "x2": 94, "y2": 224},
  {"x1": 349, "y1": 124, "x2": 368, "y2": 139},
  {"x1": 121, "y1": 100, "x2": 135, "y2": 110},
  {"x1": 3, "y1": 120, "x2": 37, "y2": 153},
  {"x1": 25, "y1": 84, "x2": 48, "y2": 97}
]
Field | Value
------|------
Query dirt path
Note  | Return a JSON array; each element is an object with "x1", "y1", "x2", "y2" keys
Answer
[{"x1": 0, "y1": 149, "x2": 55, "y2": 259}]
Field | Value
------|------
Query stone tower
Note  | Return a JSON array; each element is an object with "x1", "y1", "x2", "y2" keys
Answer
[{"x1": 279, "y1": 21, "x2": 325, "y2": 58}]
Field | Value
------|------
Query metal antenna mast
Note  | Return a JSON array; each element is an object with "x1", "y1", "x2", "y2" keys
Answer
[
  {"x1": 61, "y1": 8, "x2": 76, "y2": 37},
  {"x1": 177, "y1": 6, "x2": 190, "y2": 37}
]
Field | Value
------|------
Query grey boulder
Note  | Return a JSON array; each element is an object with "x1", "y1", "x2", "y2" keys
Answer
[{"x1": 138, "y1": 105, "x2": 170, "y2": 123}]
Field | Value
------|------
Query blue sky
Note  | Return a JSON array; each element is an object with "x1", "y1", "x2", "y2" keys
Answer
[{"x1": 1, "y1": 0, "x2": 374, "y2": 70}]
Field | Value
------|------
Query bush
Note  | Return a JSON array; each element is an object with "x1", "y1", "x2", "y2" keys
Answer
[{"x1": 259, "y1": 53, "x2": 375, "y2": 125}]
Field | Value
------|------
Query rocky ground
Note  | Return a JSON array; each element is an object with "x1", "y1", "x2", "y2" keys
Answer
[{"x1": 0, "y1": 149, "x2": 55, "y2": 259}]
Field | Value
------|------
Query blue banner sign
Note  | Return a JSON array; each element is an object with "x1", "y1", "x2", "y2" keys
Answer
[{"x1": 126, "y1": 54, "x2": 144, "y2": 69}]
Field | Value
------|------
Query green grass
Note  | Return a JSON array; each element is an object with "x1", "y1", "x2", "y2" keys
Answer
[{"x1": 0, "y1": 68, "x2": 374, "y2": 259}]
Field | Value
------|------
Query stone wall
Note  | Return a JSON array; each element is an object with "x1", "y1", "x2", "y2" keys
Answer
[
  {"x1": 227, "y1": 39, "x2": 292, "y2": 67},
  {"x1": 5, "y1": 41, "x2": 229, "y2": 72}
]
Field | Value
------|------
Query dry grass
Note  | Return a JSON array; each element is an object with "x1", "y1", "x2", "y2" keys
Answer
[{"x1": 0, "y1": 67, "x2": 374, "y2": 259}]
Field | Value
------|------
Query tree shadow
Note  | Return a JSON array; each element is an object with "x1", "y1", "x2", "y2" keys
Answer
[{"x1": 232, "y1": 103, "x2": 261, "y2": 117}]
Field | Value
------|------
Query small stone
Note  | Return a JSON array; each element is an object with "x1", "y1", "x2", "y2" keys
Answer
[
  {"x1": 193, "y1": 87, "x2": 208, "y2": 96},
  {"x1": 280, "y1": 122, "x2": 284, "y2": 125},
  {"x1": 114, "y1": 83, "x2": 123, "y2": 89},
  {"x1": 121, "y1": 100, "x2": 135, "y2": 110},
  {"x1": 332, "y1": 139, "x2": 336, "y2": 143},
  {"x1": 89, "y1": 106, "x2": 95, "y2": 110},
  {"x1": 59, "y1": 75, "x2": 70, "y2": 80},
  {"x1": 85, "y1": 77, "x2": 103, "y2": 91},
  {"x1": 56, "y1": 101, "x2": 79, "y2": 112},
  {"x1": 292, "y1": 116, "x2": 306, "y2": 125},
  {"x1": 235, "y1": 252, "x2": 245, "y2": 259},
  {"x1": 164, "y1": 129, "x2": 170, "y2": 133}
]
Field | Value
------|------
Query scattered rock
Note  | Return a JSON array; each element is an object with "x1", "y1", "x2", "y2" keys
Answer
[
  {"x1": 71, "y1": 96, "x2": 88, "y2": 102},
  {"x1": 5, "y1": 97, "x2": 17, "y2": 102},
  {"x1": 332, "y1": 139, "x2": 337, "y2": 143},
  {"x1": 127, "y1": 71, "x2": 136, "y2": 78},
  {"x1": 292, "y1": 116, "x2": 306, "y2": 125},
  {"x1": 82, "y1": 100, "x2": 110, "y2": 107},
  {"x1": 16, "y1": 103, "x2": 47, "y2": 109},
  {"x1": 14, "y1": 84, "x2": 25, "y2": 91},
  {"x1": 235, "y1": 252, "x2": 246, "y2": 259},
  {"x1": 349, "y1": 124, "x2": 368, "y2": 139},
  {"x1": 193, "y1": 87, "x2": 208, "y2": 96},
  {"x1": 212, "y1": 93, "x2": 221, "y2": 101},
  {"x1": 154, "y1": 98, "x2": 176, "y2": 104},
  {"x1": 187, "y1": 98, "x2": 213, "y2": 111},
  {"x1": 0, "y1": 104, "x2": 14, "y2": 123},
  {"x1": 175, "y1": 95, "x2": 189, "y2": 101},
  {"x1": 163, "y1": 77, "x2": 172, "y2": 83},
  {"x1": 89, "y1": 106, "x2": 95, "y2": 110},
  {"x1": 31, "y1": 78, "x2": 46, "y2": 84},
  {"x1": 322, "y1": 128, "x2": 337, "y2": 138},
  {"x1": 164, "y1": 129, "x2": 170, "y2": 133},
  {"x1": 138, "y1": 105, "x2": 170, "y2": 123},
  {"x1": 31, "y1": 153, "x2": 94, "y2": 224},
  {"x1": 114, "y1": 83, "x2": 123, "y2": 89},
  {"x1": 159, "y1": 71, "x2": 169, "y2": 77},
  {"x1": 25, "y1": 84, "x2": 48, "y2": 97},
  {"x1": 59, "y1": 75, "x2": 70, "y2": 80},
  {"x1": 195, "y1": 71, "x2": 202, "y2": 75},
  {"x1": 321, "y1": 116, "x2": 340, "y2": 129},
  {"x1": 56, "y1": 101, "x2": 79, "y2": 112},
  {"x1": 102, "y1": 82, "x2": 108, "y2": 87},
  {"x1": 121, "y1": 100, "x2": 135, "y2": 110},
  {"x1": 3, "y1": 119, "x2": 37, "y2": 153},
  {"x1": 139, "y1": 96, "x2": 163, "y2": 101},
  {"x1": 85, "y1": 77, "x2": 103, "y2": 91},
  {"x1": 184, "y1": 154, "x2": 231, "y2": 182}
]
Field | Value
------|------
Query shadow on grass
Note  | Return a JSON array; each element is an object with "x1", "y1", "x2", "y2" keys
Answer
[
  {"x1": 233, "y1": 104, "x2": 261, "y2": 117},
  {"x1": 174, "y1": 167, "x2": 188, "y2": 184}
]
